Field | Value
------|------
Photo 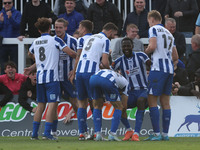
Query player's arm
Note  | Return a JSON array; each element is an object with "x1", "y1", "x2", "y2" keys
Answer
[
  {"x1": 172, "y1": 46, "x2": 179, "y2": 62},
  {"x1": 100, "y1": 53, "x2": 110, "y2": 69},
  {"x1": 62, "y1": 46, "x2": 77, "y2": 59},
  {"x1": 69, "y1": 49, "x2": 82, "y2": 84},
  {"x1": 145, "y1": 37, "x2": 157, "y2": 54}
]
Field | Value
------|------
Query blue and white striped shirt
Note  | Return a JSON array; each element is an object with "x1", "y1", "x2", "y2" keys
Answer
[
  {"x1": 58, "y1": 34, "x2": 77, "y2": 81},
  {"x1": 95, "y1": 69, "x2": 129, "y2": 95},
  {"x1": 77, "y1": 33, "x2": 92, "y2": 50},
  {"x1": 112, "y1": 52, "x2": 149, "y2": 90},
  {"x1": 148, "y1": 24, "x2": 175, "y2": 74},
  {"x1": 29, "y1": 33, "x2": 67, "y2": 84},
  {"x1": 76, "y1": 32, "x2": 110, "y2": 74}
]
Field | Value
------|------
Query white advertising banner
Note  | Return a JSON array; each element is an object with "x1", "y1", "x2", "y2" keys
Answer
[{"x1": 169, "y1": 96, "x2": 200, "y2": 137}]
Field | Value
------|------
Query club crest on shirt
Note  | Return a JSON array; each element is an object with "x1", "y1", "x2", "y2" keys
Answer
[{"x1": 50, "y1": 94, "x2": 56, "y2": 100}]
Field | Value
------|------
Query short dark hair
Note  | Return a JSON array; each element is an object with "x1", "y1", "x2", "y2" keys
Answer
[
  {"x1": 34, "y1": 17, "x2": 51, "y2": 33},
  {"x1": 80, "y1": 20, "x2": 94, "y2": 33},
  {"x1": 121, "y1": 37, "x2": 133, "y2": 46},
  {"x1": 4, "y1": 61, "x2": 17, "y2": 70},
  {"x1": 103, "y1": 22, "x2": 118, "y2": 31}
]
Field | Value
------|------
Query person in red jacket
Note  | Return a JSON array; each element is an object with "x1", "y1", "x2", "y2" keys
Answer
[{"x1": 0, "y1": 61, "x2": 27, "y2": 95}]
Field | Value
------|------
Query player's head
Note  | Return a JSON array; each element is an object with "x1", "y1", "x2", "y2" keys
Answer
[
  {"x1": 35, "y1": 17, "x2": 51, "y2": 34},
  {"x1": 191, "y1": 34, "x2": 200, "y2": 50},
  {"x1": 55, "y1": 18, "x2": 69, "y2": 38},
  {"x1": 121, "y1": 37, "x2": 133, "y2": 58},
  {"x1": 78, "y1": 20, "x2": 93, "y2": 37},
  {"x1": 126, "y1": 24, "x2": 139, "y2": 40},
  {"x1": 29, "y1": 69, "x2": 37, "y2": 85},
  {"x1": 147, "y1": 10, "x2": 162, "y2": 27},
  {"x1": 165, "y1": 18, "x2": 176, "y2": 34},
  {"x1": 102, "y1": 22, "x2": 118, "y2": 40}
]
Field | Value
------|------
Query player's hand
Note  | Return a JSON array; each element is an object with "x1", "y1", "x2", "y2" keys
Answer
[
  {"x1": 69, "y1": 71, "x2": 75, "y2": 85},
  {"x1": 32, "y1": 107, "x2": 37, "y2": 113},
  {"x1": 6, "y1": 10, "x2": 12, "y2": 19},
  {"x1": 0, "y1": 13, "x2": 4, "y2": 22},
  {"x1": 63, "y1": 113, "x2": 73, "y2": 124}
]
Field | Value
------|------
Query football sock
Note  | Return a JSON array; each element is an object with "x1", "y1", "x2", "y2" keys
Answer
[
  {"x1": 134, "y1": 110, "x2": 145, "y2": 133},
  {"x1": 111, "y1": 109, "x2": 122, "y2": 133},
  {"x1": 51, "y1": 120, "x2": 58, "y2": 133},
  {"x1": 44, "y1": 122, "x2": 53, "y2": 137},
  {"x1": 77, "y1": 108, "x2": 87, "y2": 134},
  {"x1": 149, "y1": 107, "x2": 160, "y2": 133},
  {"x1": 162, "y1": 109, "x2": 171, "y2": 133},
  {"x1": 121, "y1": 117, "x2": 131, "y2": 129},
  {"x1": 32, "y1": 121, "x2": 40, "y2": 137},
  {"x1": 93, "y1": 109, "x2": 102, "y2": 133}
]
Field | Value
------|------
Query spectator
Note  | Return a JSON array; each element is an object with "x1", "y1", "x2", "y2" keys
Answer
[
  {"x1": 87, "y1": 0, "x2": 123, "y2": 36},
  {"x1": 18, "y1": 69, "x2": 36, "y2": 113},
  {"x1": 54, "y1": 0, "x2": 89, "y2": 18},
  {"x1": 172, "y1": 68, "x2": 200, "y2": 98},
  {"x1": 165, "y1": 18, "x2": 186, "y2": 61},
  {"x1": 122, "y1": 0, "x2": 149, "y2": 38},
  {"x1": 151, "y1": 0, "x2": 167, "y2": 24},
  {"x1": 195, "y1": 13, "x2": 200, "y2": 34},
  {"x1": 58, "y1": 0, "x2": 84, "y2": 36},
  {"x1": 111, "y1": 24, "x2": 144, "y2": 61},
  {"x1": 0, "y1": 83, "x2": 13, "y2": 110},
  {"x1": 186, "y1": 34, "x2": 200, "y2": 82},
  {"x1": 0, "y1": 61, "x2": 27, "y2": 95},
  {"x1": 173, "y1": 59, "x2": 189, "y2": 86},
  {"x1": 0, "y1": 0, "x2": 21, "y2": 74},
  {"x1": 165, "y1": 0, "x2": 199, "y2": 60},
  {"x1": 18, "y1": 0, "x2": 57, "y2": 40}
]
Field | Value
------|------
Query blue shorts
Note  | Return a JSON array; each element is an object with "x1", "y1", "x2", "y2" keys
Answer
[
  {"x1": 127, "y1": 89, "x2": 148, "y2": 108},
  {"x1": 148, "y1": 71, "x2": 173, "y2": 96},
  {"x1": 76, "y1": 73, "x2": 94, "y2": 100},
  {"x1": 60, "y1": 80, "x2": 77, "y2": 99},
  {"x1": 90, "y1": 75, "x2": 121, "y2": 102},
  {"x1": 37, "y1": 81, "x2": 60, "y2": 103}
]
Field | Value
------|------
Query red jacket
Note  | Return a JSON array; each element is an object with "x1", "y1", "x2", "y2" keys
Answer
[{"x1": 0, "y1": 73, "x2": 27, "y2": 95}]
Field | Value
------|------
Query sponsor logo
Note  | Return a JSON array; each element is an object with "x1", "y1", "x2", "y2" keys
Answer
[{"x1": 0, "y1": 102, "x2": 150, "y2": 122}]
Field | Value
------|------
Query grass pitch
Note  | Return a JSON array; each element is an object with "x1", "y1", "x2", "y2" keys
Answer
[{"x1": 0, "y1": 136, "x2": 200, "y2": 150}]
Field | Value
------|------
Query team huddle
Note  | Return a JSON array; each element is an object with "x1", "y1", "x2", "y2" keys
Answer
[{"x1": 28, "y1": 10, "x2": 178, "y2": 141}]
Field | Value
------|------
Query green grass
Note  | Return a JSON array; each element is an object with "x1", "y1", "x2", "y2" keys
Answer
[{"x1": 0, "y1": 137, "x2": 200, "y2": 150}]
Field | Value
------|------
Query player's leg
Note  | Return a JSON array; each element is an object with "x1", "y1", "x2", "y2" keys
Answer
[
  {"x1": 76, "y1": 73, "x2": 91, "y2": 139},
  {"x1": 93, "y1": 98, "x2": 104, "y2": 140},
  {"x1": 160, "y1": 94, "x2": 170, "y2": 141},
  {"x1": 43, "y1": 81, "x2": 60, "y2": 140},
  {"x1": 146, "y1": 71, "x2": 163, "y2": 141},
  {"x1": 121, "y1": 93, "x2": 133, "y2": 141},
  {"x1": 89, "y1": 74, "x2": 104, "y2": 140},
  {"x1": 31, "y1": 83, "x2": 46, "y2": 139},
  {"x1": 108, "y1": 101, "x2": 123, "y2": 141},
  {"x1": 132, "y1": 90, "x2": 148, "y2": 141},
  {"x1": 31, "y1": 102, "x2": 46, "y2": 139},
  {"x1": 160, "y1": 73, "x2": 173, "y2": 141},
  {"x1": 51, "y1": 102, "x2": 58, "y2": 137}
]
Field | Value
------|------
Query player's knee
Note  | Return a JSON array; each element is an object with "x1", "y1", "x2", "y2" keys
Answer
[{"x1": 137, "y1": 98, "x2": 147, "y2": 110}]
